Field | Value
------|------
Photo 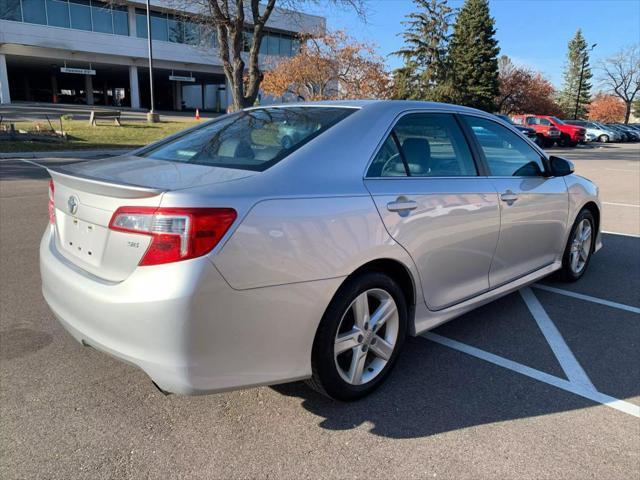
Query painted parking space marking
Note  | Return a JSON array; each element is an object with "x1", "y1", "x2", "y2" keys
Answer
[
  {"x1": 520, "y1": 287, "x2": 595, "y2": 389},
  {"x1": 533, "y1": 284, "x2": 640, "y2": 314},
  {"x1": 423, "y1": 332, "x2": 640, "y2": 418},
  {"x1": 423, "y1": 285, "x2": 640, "y2": 418},
  {"x1": 602, "y1": 202, "x2": 640, "y2": 208}
]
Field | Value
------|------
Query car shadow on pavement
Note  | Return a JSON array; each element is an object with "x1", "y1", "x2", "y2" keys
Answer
[{"x1": 272, "y1": 233, "x2": 640, "y2": 438}]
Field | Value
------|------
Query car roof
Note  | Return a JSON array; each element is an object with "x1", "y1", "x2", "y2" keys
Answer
[{"x1": 246, "y1": 99, "x2": 492, "y2": 117}]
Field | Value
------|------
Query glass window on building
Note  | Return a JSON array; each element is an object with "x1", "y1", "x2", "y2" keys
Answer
[
  {"x1": 46, "y1": 0, "x2": 70, "y2": 27},
  {"x1": 184, "y1": 20, "x2": 199, "y2": 45},
  {"x1": 112, "y1": 5, "x2": 128, "y2": 35},
  {"x1": 168, "y1": 15, "x2": 184, "y2": 43},
  {"x1": 22, "y1": 0, "x2": 47, "y2": 24},
  {"x1": 279, "y1": 35, "x2": 292, "y2": 57},
  {"x1": 291, "y1": 37, "x2": 301, "y2": 56},
  {"x1": 243, "y1": 30, "x2": 253, "y2": 53},
  {"x1": 69, "y1": 0, "x2": 92, "y2": 31},
  {"x1": 91, "y1": 0, "x2": 113, "y2": 34},
  {"x1": 1, "y1": 0, "x2": 23, "y2": 21},
  {"x1": 150, "y1": 10, "x2": 168, "y2": 41},
  {"x1": 267, "y1": 33, "x2": 279, "y2": 56},
  {"x1": 135, "y1": 9, "x2": 147, "y2": 38}
]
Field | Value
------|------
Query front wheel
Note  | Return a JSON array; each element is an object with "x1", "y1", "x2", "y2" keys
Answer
[
  {"x1": 307, "y1": 272, "x2": 407, "y2": 401},
  {"x1": 557, "y1": 209, "x2": 595, "y2": 282},
  {"x1": 598, "y1": 134, "x2": 609, "y2": 143}
]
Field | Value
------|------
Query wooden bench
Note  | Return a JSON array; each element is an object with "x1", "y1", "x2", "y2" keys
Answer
[{"x1": 89, "y1": 110, "x2": 122, "y2": 126}]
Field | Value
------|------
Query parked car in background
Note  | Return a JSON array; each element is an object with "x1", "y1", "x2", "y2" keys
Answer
[
  {"x1": 495, "y1": 114, "x2": 539, "y2": 143},
  {"x1": 564, "y1": 120, "x2": 620, "y2": 143},
  {"x1": 511, "y1": 115, "x2": 562, "y2": 147},
  {"x1": 584, "y1": 132, "x2": 597, "y2": 143},
  {"x1": 40, "y1": 101, "x2": 603, "y2": 401},
  {"x1": 606, "y1": 124, "x2": 634, "y2": 142},
  {"x1": 542, "y1": 116, "x2": 586, "y2": 146},
  {"x1": 613, "y1": 124, "x2": 640, "y2": 141}
]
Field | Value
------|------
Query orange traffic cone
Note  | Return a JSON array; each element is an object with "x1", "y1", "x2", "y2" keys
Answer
[{"x1": 195, "y1": 108, "x2": 200, "y2": 120}]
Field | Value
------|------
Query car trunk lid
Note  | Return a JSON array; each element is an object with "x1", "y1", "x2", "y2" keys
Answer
[{"x1": 47, "y1": 157, "x2": 255, "y2": 282}]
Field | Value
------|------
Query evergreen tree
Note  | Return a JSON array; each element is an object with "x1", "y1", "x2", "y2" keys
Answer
[
  {"x1": 558, "y1": 29, "x2": 593, "y2": 118},
  {"x1": 392, "y1": 0, "x2": 453, "y2": 100},
  {"x1": 447, "y1": 0, "x2": 500, "y2": 111}
]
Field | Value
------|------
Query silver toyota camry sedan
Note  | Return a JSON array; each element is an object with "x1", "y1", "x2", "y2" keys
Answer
[{"x1": 40, "y1": 101, "x2": 602, "y2": 401}]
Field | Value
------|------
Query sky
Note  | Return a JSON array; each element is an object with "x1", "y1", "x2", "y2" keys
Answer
[{"x1": 300, "y1": 0, "x2": 640, "y2": 89}]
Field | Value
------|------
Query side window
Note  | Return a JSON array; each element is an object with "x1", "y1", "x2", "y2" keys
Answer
[
  {"x1": 367, "y1": 135, "x2": 405, "y2": 177},
  {"x1": 539, "y1": 118, "x2": 552, "y2": 126},
  {"x1": 463, "y1": 116, "x2": 546, "y2": 177},
  {"x1": 367, "y1": 113, "x2": 477, "y2": 177},
  {"x1": 525, "y1": 117, "x2": 537, "y2": 126}
]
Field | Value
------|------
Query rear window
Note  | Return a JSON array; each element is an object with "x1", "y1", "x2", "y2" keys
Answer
[{"x1": 140, "y1": 107, "x2": 355, "y2": 171}]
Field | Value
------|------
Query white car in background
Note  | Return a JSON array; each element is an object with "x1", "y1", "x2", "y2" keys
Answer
[{"x1": 565, "y1": 120, "x2": 621, "y2": 143}]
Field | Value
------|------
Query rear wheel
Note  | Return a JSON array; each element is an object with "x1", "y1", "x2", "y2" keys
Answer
[
  {"x1": 557, "y1": 209, "x2": 595, "y2": 282},
  {"x1": 307, "y1": 272, "x2": 407, "y2": 401},
  {"x1": 598, "y1": 134, "x2": 609, "y2": 143}
]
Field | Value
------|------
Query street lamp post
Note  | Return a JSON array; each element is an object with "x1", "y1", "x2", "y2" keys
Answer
[
  {"x1": 573, "y1": 43, "x2": 597, "y2": 120},
  {"x1": 146, "y1": 0, "x2": 159, "y2": 123}
]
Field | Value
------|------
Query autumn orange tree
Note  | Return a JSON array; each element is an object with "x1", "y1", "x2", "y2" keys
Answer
[
  {"x1": 496, "y1": 56, "x2": 563, "y2": 115},
  {"x1": 261, "y1": 31, "x2": 391, "y2": 101},
  {"x1": 587, "y1": 93, "x2": 626, "y2": 123}
]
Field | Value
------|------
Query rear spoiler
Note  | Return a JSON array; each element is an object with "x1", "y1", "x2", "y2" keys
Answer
[{"x1": 48, "y1": 168, "x2": 165, "y2": 199}]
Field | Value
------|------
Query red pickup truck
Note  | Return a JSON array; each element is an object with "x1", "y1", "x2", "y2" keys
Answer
[{"x1": 511, "y1": 115, "x2": 586, "y2": 147}]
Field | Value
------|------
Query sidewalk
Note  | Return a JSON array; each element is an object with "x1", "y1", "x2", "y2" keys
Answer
[{"x1": 0, "y1": 148, "x2": 131, "y2": 160}]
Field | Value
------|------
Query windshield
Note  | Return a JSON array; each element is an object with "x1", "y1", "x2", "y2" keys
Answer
[
  {"x1": 550, "y1": 116, "x2": 565, "y2": 125},
  {"x1": 140, "y1": 107, "x2": 355, "y2": 171}
]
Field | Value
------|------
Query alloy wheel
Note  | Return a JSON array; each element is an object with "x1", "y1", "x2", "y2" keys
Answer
[
  {"x1": 333, "y1": 288, "x2": 399, "y2": 386},
  {"x1": 569, "y1": 218, "x2": 593, "y2": 274}
]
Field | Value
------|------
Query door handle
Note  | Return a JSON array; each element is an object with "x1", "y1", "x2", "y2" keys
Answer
[
  {"x1": 387, "y1": 198, "x2": 418, "y2": 215},
  {"x1": 500, "y1": 190, "x2": 519, "y2": 205}
]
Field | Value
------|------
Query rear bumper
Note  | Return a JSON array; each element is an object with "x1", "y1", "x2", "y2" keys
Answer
[{"x1": 40, "y1": 227, "x2": 341, "y2": 394}]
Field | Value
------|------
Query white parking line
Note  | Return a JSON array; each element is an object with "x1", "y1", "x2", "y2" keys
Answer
[
  {"x1": 601, "y1": 230, "x2": 640, "y2": 238},
  {"x1": 533, "y1": 284, "x2": 640, "y2": 314},
  {"x1": 602, "y1": 202, "x2": 640, "y2": 208},
  {"x1": 520, "y1": 287, "x2": 595, "y2": 390},
  {"x1": 423, "y1": 332, "x2": 640, "y2": 418}
]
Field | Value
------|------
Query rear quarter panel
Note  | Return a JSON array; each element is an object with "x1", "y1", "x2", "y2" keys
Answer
[{"x1": 212, "y1": 195, "x2": 421, "y2": 293}]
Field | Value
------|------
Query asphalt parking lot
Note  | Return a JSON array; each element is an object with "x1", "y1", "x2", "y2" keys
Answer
[{"x1": 1, "y1": 143, "x2": 638, "y2": 479}]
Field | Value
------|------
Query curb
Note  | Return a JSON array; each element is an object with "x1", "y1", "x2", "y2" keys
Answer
[{"x1": 0, "y1": 149, "x2": 131, "y2": 160}]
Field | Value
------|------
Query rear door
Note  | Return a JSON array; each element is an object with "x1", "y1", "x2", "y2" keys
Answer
[
  {"x1": 364, "y1": 112, "x2": 501, "y2": 311},
  {"x1": 460, "y1": 115, "x2": 569, "y2": 287}
]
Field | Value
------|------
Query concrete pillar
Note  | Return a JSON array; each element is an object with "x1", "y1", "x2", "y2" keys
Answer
[
  {"x1": 103, "y1": 80, "x2": 109, "y2": 106},
  {"x1": 51, "y1": 74, "x2": 58, "y2": 103},
  {"x1": 128, "y1": 5, "x2": 137, "y2": 36},
  {"x1": 129, "y1": 65, "x2": 140, "y2": 109},
  {"x1": 0, "y1": 54, "x2": 11, "y2": 105},
  {"x1": 85, "y1": 74, "x2": 94, "y2": 105},
  {"x1": 174, "y1": 81, "x2": 182, "y2": 111}
]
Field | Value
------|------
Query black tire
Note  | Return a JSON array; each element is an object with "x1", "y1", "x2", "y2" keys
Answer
[
  {"x1": 598, "y1": 134, "x2": 609, "y2": 143},
  {"x1": 307, "y1": 271, "x2": 408, "y2": 401},
  {"x1": 556, "y1": 209, "x2": 596, "y2": 282}
]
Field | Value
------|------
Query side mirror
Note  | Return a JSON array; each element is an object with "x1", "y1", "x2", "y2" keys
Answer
[{"x1": 549, "y1": 156, "x2": 574, "y2": 176}]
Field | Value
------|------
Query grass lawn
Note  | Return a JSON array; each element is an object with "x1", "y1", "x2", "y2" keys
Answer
[{"x1": 0, "y1": 119, "x2": 201, "y2": 153}]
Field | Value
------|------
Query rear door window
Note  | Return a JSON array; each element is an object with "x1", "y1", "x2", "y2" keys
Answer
[{"x1": 139, "y1": 107, "x2": 355, "y2": 171}]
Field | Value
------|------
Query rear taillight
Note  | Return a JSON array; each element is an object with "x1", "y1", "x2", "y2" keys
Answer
[
  {"x1": 109, "y1": 207, "x2": 237, "y2": 266},
  {"x1": 48, "y1": 179, "x2": 55, "y2": 225}
]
